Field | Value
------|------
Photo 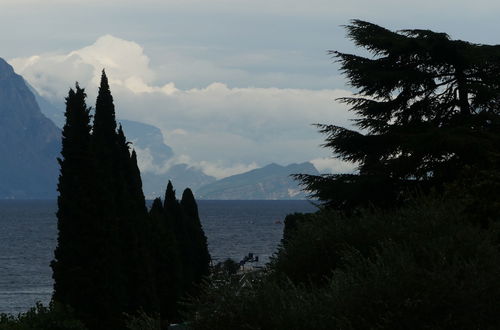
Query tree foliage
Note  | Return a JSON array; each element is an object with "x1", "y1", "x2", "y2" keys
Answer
[
  {"x1": 297, "y1": 20, "x2": 500, "y2": 210},
  {"x1": 51, "y1": 84, "x2": 96, "y2": 323},
  {"x1": 52, "y1": 73, "x2": 210, "y2": 329},
  {"x1": 150, "y1": 183, "x2": 211, "y2": 323},
  {"x1": 188, "y1": 195, "x2": 500, "y2": 330}
]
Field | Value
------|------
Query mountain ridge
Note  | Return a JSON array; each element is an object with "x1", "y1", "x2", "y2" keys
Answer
[
  {"x1": 195, "y1": 162, "x2": 318, "y2": 200},
  {"x1": 0, "y1": 58, "x2": 60, "y2": 198},
  {"x1": 5, "y1": 62, "x2": 320, "y2": 200}
]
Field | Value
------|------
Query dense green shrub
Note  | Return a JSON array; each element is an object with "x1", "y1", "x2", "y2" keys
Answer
[
  {"x1": 124, "y1": 311, "x2": 163, "y2": 330},
  {"x1": 212, "y1": 258, "x2": 240, "y2": 276},
  {"x1": 187, "y1": 196, "x2": 500, "y2": 329},
  {"x1": 0, "y1": 302, "x2": 86, "y2": 330},
  {"x1": 272, "y1": 195, "x2": 476, "y2": 284}
]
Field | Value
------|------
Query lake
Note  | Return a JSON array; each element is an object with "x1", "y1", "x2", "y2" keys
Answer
[{"x1": 0, "y1": 199, "x2": 316, "y2": 315}]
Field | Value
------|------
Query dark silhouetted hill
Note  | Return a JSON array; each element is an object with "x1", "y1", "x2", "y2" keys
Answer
[{"x1": 0, "y1": 58, "x2": 60, "y2": 198}]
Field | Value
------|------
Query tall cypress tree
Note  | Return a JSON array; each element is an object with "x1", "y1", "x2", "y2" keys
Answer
[
  {"x1": 156, "y1": 182, "x2": 210, "y2": 319},
  {"x1": 87, "y1": 71, "x2": 129, "y2": 328},
  {"x1": 164, "y1": 181, "x2": 188, "y2": 293},
  {"x1": 53, "y1": 72, "x2": 210, "y2": 328},
  {"x1": 115, "y1": 124, "x2": 157, "y2": 315},
  {"x1": 51, "y1": 84, "x2": 96, "y2": 322},
  {"x1": 180, "y1": 188, "x2": 210, "y2": 286},
  {"x1": 69, "y1": 70, "x2": 154, "y2": 328},
  {"x1": 149, "y1": 197, "x2": 183, "y2": 322},
  {"x1": 92, "y1": 70, "x2": 117, "y2": 151}
]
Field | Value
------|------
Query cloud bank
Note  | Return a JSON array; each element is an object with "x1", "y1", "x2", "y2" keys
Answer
[{"x1": 10, "y1": 35, "x2": 356, "y2": 177}]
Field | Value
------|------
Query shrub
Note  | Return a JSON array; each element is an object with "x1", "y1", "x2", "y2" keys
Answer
[
  {"x1": 187, "y1": 196, "x2": 500, "y2": 329},
  {"x1": 0, "y1": 302, "x2": 86, "y2": 330}
]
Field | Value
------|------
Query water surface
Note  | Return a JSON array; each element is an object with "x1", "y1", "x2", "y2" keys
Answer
[{"x1": 0, "y1": 199, "x2": 316, "y2": 314}]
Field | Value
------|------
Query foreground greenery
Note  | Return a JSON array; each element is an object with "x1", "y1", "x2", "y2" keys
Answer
[
  {"x1": 186, "y1": 193, "x2": 500, "y2": 329},
  {"x1": 5, "y1": 20, "x2": 500, "y2": 329},
  {"x1": 0, "y1": 303, "x2": 86, "y2": 330},
  {"x1": 185, "y1": 20, "x2": 500, "y2": 329}
]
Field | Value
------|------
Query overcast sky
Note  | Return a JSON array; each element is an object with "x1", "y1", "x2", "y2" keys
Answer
[{"x1": 3, "y1": 0, "x2": 500, "y2": 177}]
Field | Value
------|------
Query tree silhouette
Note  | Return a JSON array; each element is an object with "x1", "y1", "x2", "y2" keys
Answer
[
  {"x1": 181, "y1": 188, "x2": 210, "y2": 287},
  {"x1": 53, "y1": 73, "x2": 210, "y2": 328},
  {"x1": 297, "y1": 20, "x2": 500, "y2": 210},
  {"x1": 51, "y1": 84, "x2": 97, "y2": 324}
]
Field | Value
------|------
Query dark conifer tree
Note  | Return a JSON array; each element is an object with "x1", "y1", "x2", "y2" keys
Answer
[
  {"x1": 164, "y1": 180, "x2": 181, "y2": 216},
  {"x1": 53, "y1": 72, "x2": 210, "y2": 327},
  {"x1": 156, "y1": 182, "x2": 210, "y2": 318},
  {"x1": 297, "y1": 20, "x2": 500, "y2": 210},
  {"x1": 92, "y1": 70, "x2": 117, "y2": 150},
  {"x1": 115, "y1": 125, "x2": 157, "y2": 316},
  {"x1": 149, "y1": 197, "x2": 183, "y2": 322},
  {"x1": 51, "y1": 84, "x2": 96, "y2": 323},
  {"x1": 85, "y1": 71, "x2": 130, "y2": 328},
  {"x1": 181, "y1": 188, "x2": 211, "y2": 286},
  {"x1": 163, "y1": 181, "x2": 190, "y2": 292},
  {"x1": 81, "y1": 70, "x2": 155, "y2": 327}
]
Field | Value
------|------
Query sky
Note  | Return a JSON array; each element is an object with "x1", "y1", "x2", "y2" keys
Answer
[{"x1": 3, "y1": 0, "x2": 500, "y2": 178}]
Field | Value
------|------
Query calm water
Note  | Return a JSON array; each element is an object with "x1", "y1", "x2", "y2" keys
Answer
[{"x1": 0, "y1": 200, "x2": 316, "y2": 315}]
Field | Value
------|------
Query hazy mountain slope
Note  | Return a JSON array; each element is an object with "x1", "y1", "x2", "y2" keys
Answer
[
  {"x1": 120, "y1": 120, "x2": 174, "y2": 166},
  {"x1": 20, "y1": 74, "x2": 315, "y2": 200},
  {"x1": 28, "y1": 83, "x2": 65, "y2": 128},
  {"x1": 141, "y1": 164, "x2": 216, "y2": 199},
  {"x1": 0, "y1": 58, "x2": 60, "y2": 198},
  {"x1": 120, "y1": 120, "x2": 216, "y2": 198},
  {"x1": 196, "y1": 162, "x2": 319, "y2": 200}
]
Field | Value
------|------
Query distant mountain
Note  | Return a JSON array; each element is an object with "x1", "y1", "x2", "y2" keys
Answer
[
  {"x1": 20, "y1": 73, "x2": 316, "y2": 200},
  {"x1": 195, "y1": 162, "x2": 319, "y2": 200},
  {"x1": 142, "y1": 164, "x2": 216, "y2": 199},
  {"x1": 120, "y1": 120, "x2": 174, "y2": 166},
  {"x1": 30, "y1": 86, "x2": 214, "y2": 198},
  {"x1": 28, "y1": 84, "x2": 65, "y2": 128},
  {"x1": 0, "y1": 58, "x2": 60, "y2": 198},
  {"x1": 120, "y1": 120, "x2": 215, "y2": 198}
]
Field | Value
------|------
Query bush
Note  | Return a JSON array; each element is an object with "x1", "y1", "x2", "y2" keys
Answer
[
  {"x1": 0, "y1": 302, "x2": 86, "y2": 330},
  {"x1": 125, "y1": 310, "x2": 163, "y2": 330},
  {"x1": 212, "y1": 259, "x2": 240, "y2": 276},
  {"x1": 187, "y1": 196, "x2": 500, "y2": 329}
]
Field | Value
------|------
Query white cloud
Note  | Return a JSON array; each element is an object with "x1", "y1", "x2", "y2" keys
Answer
[
  {"x1": 310, "y1": 157, "x2": 357, "y2": 174},
  {"x1": 197, "y1": 161, "x2": 259, "y2": 179},
  {"x1": 10, "y1": 35, "x2": 355, "y2": 177},
  {"x1": 133, "y1": 144, "x2": 259, "y2": 179},
  {"x1": 132, "y1": 146, "x2": 157, "y2": 173},
  {"x1": 9, "y1": 35, "x2": 154, "y2": 102}
]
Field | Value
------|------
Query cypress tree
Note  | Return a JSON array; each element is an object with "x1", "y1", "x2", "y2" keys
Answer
[
  {"x1": 51, "y1": 84, "x2": 96, "y2": 323},
  {"x1": 163, "y1": 181, "x2": 187, "y2": 282},
  {"x1": 92, "y1": 70, "x2": 117, "y2": 151},
  {"x1": 68, "y1": 70, "x2": 155, "y2": 328},
  {"x1": 163, "y1": 181, "x2": 189, "y2": 293},
  {"x1": 149, "y1": 197, "x2": 183, "y2": 322},
  {"x1": 180, "y1": 188, "x2": 210, "y2": 286},
  {"x1": 155, "y1": 182, "x2": 210, "y2": 319},
  {"x1": 115, "y1": 125, "x2": 157, "y2": 316},
  {"x1": 87, "y1": 71, "x2": 130, "y2": 328},
  {"x1": 53, "y1": 72, "x2": 210, "y2": 327},
  {"x1": 164, "y1": 181, "x2": 181, "y2": 216}
]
